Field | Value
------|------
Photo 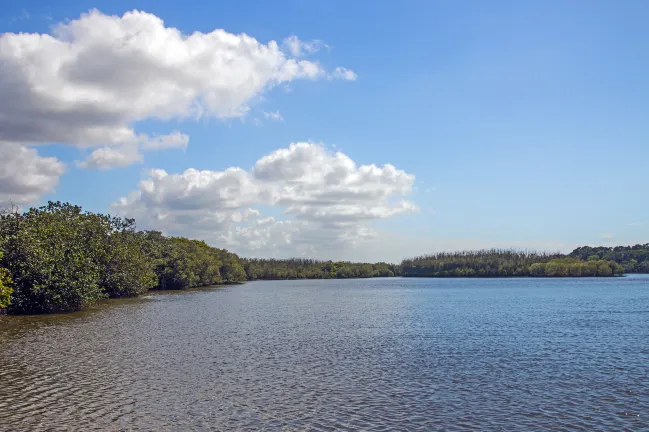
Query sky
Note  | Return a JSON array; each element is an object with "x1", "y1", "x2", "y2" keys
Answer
[{"x1": 1, "y1": 0, "x2": 648, "y2": 263}]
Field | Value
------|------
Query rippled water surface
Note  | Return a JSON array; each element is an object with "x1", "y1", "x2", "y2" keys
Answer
[{"x1": 1, "y1": 276, "x2": 648, "y2": 431}]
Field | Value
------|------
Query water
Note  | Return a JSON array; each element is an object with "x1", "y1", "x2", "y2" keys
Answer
[{"x1": 1, "y1": 276, "x2": 648, "y2": 431}]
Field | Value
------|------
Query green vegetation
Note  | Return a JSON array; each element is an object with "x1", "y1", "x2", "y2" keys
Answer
[
  {"x1": 0, "y1": 201, "x2": 642, "y2": 316},
  {"x1": 569, "y1": 244, "x2": 649, "y2": 274},
  {"x1": 0, "y1": 201, "x2": 398, "y2": 315},
  {"x1": 0, "y1": 251, "x2": 12, "y2": 310},
  {"x1": 401, "y1": 249, "x2": 625, "y2": 278},
  {"x1": 0, "y1": 202, "x2": 247, "y2": 314},
  {"x1": 150, "y1": 235, "x2": 246, "y2": 290},
  {"x1": 528, "y1": 257, "x2": 624, "y2": 277},
  {"x1": 1, "y1": 202, "x2": 110, "y2": 314},
  {"x1": 242, "y1": 258, "x2": 400, "y2": 280}
]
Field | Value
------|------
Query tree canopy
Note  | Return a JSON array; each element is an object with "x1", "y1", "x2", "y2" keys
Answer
[
  {"x1": 0, "y1": 251, "x2": 11, "y2": 310},
  {"x1": 0, "y1": 202, "x2": 247, "y2": 314},
  {"x1": 0, "y1": 201, "x2": 641, "y2": 316},
  {"x1": 242, "y1": 258, "x2": 400, "y2": 280},
  {"x1": 0, "y1": 201, "x2": 399, "y2": 315},
  {"x1": 401, "y1": 249, "x2": 625, "y2": 278},
  {"x1": 569, "y1": 244, "x2": 649, "y2": 273}
]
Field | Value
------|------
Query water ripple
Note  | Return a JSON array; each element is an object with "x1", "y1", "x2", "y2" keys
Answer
[{"x1": 1, "y1": 277, "x2": 649, "y2": 431}]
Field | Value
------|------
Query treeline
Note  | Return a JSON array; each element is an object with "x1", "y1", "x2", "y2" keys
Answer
[
  {"x1": 529, "y1": 257, "x2": 625, "y2": 277},
  {"x1": 401, "y1": 249, "x2": 625, "y2": 278},
  {"x1": 569, "y1": 244, "x2": 649, "y2": 274},
  {"x1": 0, "y1": 202, "x2": 400, "y2": 315},
  {"x1": 242, "y1": 258, "x2": 400, "y2": 280},
  {"x1": 0, "y1": 201, "x2": 643, "y2": 315},
  {"x1": 0, "y1": 202, "x2": 246, "y2": 314}
]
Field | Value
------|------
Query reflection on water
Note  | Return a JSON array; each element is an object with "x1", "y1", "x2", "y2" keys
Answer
[{"x1": 1, "y1": 277, "x2": 648, "y2": 431}]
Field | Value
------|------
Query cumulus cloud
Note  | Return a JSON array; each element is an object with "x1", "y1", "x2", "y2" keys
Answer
[
  {"x1": 75, "y1": 131, "x2": 188, "y2": 169},
  {"x1": 331, "y1": 67, "x2": 358, "y2": 81},
  {"x1": 0, "y1": 144, "x2": 66, "y2": 206},
  {"x1": 112, "y1": 143, "x2": 416, "y2": 257},
  {"x1": 0, "y1": 9, "x2": 355, "y2": 169},
  {"x1": 253, "y1": 143, "x2": 414, "y2": 221},
  {"x1": 76, "y1": 144, "x2": 143, "y2": 170}
]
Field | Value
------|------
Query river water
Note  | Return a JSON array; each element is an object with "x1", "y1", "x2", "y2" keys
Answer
[{"x1": 1, "y1": 276, "x2": 648, "y2": 431}]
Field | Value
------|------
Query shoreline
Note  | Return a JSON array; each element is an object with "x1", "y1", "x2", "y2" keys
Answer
[{"x1": 4, "y1": 274, "x2": 648, "y2": 317}]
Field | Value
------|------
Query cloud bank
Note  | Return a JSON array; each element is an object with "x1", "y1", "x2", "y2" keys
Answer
[
  {"x1": 0, "y1": 144, "x2": 66, "y2": 206},
  {"x1": 0, "y1": 9, "x2": 354, "y2": 203},
  {"x1": 112, "y1": 143, "x2": 417, "y2": 257}
]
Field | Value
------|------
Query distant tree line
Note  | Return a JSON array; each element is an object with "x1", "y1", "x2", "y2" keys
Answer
[
  {"x1": 569, "y1": 244, "x2": 649, "y2": 274},
  {"x1": 0, "y1": 201, "x2": 644, "y2": 315},
  {"x1": 400, "y1": 249, "x2": 625, "y2": 278},
  {"x1": 528, "y1": 256, "x2": 625, "y2": 277},
  {"x1": 242, "y1": 258, "x2": 400, "y2": 280},
  {"x1": 0, "y1": 202, "x2": 399, "y2": 315}
]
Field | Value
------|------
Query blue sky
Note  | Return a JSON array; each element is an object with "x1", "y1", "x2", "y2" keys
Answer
[{"x1": 1, "y1": 1, "x2": 647, "y2": 262}]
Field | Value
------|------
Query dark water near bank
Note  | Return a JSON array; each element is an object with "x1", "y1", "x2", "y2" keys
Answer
[{"x1": 1, "y1": 276, "x2": 648, "y2": 431}]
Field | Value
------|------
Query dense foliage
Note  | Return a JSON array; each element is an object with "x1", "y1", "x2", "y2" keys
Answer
[
  {"x1": 569, "y1": 244, "x2": 649, "y2": 273},
  {"x1": 0, "y1": 251, "x2": 11, "y2": 310},
  {"x1": 151, "y1": 236, "x2": 246, "y2": 290},
  {"x1": 0, "y1": 201, "x2": 642, "y2": 315},
  {"x1": 1, "y1": 203, "x2": 113, "y2": 314},
  {"x1": 401, "y1": 249, "x2": 624, "y2": 277},
  {"x1": 0, "y1": 202, "x2": 247, "y2": 314},
  {"x1": 242, "y1": 258, "x2": 400, "y2": 280},
  {"x1": 0, "y1": 201, "x2": 396, "y2": 315},
  {"x1": 529, "y1": 257, "x2": 625, "y2": 277}
]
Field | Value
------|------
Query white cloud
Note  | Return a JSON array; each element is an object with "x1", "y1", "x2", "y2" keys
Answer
[
  {"x1": 75, "y1": 131, "x2": 188, "y2": 169},
  {"x1": 141, "y1": 131, "x2": 189, "y2": 151},
  {"x1": 629, "y1": 222, "x2": 645, "y2": 227},
  {"x1": 262, "y1": 111, "x2": 285, "y2": 122},
  {"x1": 282, "y1": 35, "x2": 323, "y2": 57},
  {"x1": 112, "y1": 142, "x2": 416, "y2": 257},
  {"x1": 598, "y1": 233, "x2": 615, "y2": 239},
  {"x1": 76, "y1": 144, "x2": 143, "y2": 170},
  {"x1": 331, "y1": 67, "x2": 358, "y2": 81},
  {"x1": 0, "y1": 9, "x2": 355, "y2": 168},
  {"x1": 0, "y1": 144, "x2": 66, "y2": 206}
]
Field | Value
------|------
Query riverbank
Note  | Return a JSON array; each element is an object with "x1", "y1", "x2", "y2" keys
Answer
[{"x1": 0, "y1": 201, "x2": 644, "y2": 315}]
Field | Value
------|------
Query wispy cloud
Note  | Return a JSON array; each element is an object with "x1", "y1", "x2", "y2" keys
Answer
[
  {"x1": 598, "y1": 233, "x2": 615, "y2": 239},
  {"x1": 628, "y1": 221, "x2": 645, "y2": 227},
  {"x1": 282, "y1": 36, "x2": 325, "y2": 57},
  {"x1": 263, "y1": 110, "x2": 284, "y2": 122},
  {"x1": 330, "y1": 67, "x2": 358, "y2": 81}
]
